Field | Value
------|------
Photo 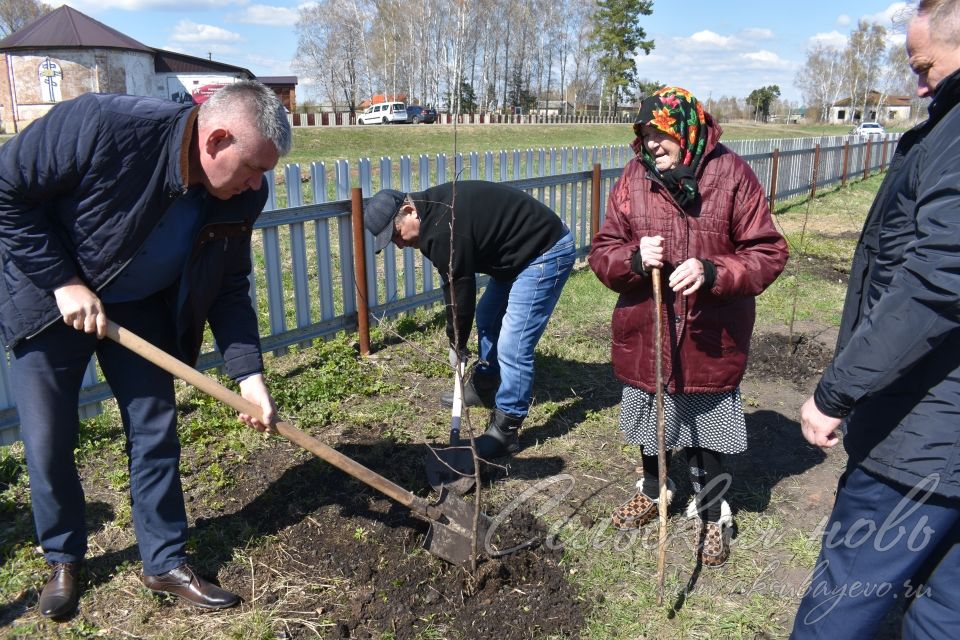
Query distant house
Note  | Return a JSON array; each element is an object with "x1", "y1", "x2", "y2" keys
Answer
[
  {"x1": 576, "y1": 102, "x2": 635, "y2": 118},
  {"x1": 829, "y1": 91, "x2": 913, "y2": 124},
  {"x1": 768, "y1": 108, "x2": 807, "y2": 124},
  {"x1": 532, "y1": 100, "x2": 575, "y2": 116},
  {"x1": 0, "y1": 5, "x2": 295, "y2": 133}
]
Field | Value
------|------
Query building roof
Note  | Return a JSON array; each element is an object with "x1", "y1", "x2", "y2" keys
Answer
[
  {"x1": 359, "y1": 93, "x2": 408, "y2": 108},
  {"x1": 833, "y1": 91, "x2": 912, "y2": 108},
  {"x1": 0, "y1": 5, "x2": 152, "y2": 53},
  {"x1": 154, "y1": 49, "x2": 253, "y2": 78},
  {"x1": 257, "y1": 76, "x2": 298, "y2": 86}
]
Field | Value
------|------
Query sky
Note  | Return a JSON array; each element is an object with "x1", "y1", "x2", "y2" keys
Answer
[{"x1": 58, "y1": 0, "x2": 913, "y2": 105}]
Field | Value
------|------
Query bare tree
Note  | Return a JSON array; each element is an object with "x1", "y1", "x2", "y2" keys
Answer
[
  {"x1": 294, "y1": 0, "x2": 371, "y2": 115},
  {"x1": 292, "y1": 0, "x2": 659, "y2": 118},
  {"x1": 844, "y1": 20, "x2": 887, "y2": 122},
  {"x1": 566, "y1": 0, "x2": 601, "y2": 114},
  {"x1": 0, "y1": 0, "x2": 50, "y2": 39},
  {"x1": 795, "y1": 43, "x2": 847, "y2": 122}
]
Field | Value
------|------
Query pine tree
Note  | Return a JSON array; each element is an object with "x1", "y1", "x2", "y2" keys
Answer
[{"x1": 590, "y1": 0, "x2": 654, "y2": 115}]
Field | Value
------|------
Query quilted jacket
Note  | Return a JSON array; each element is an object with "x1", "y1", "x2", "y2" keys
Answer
[{"x1": 588, "y1": 114, "x2": 788, "y2": 393}]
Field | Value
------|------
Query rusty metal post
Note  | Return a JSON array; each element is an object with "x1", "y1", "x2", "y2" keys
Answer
[
  {"x1": 842, "y1": 140, "x2": 850, "y2": 187},
  {"x1": 810, "y1": 144, "x2": 821, "y2": 199},
  {"x1": 350, "y1": 187, "x2": 371, "y2": 355},
  {"x1": 591, "y1": 163, "x2": 602, "y2": 239},
  {"x1": 768, "y1": 148, "x2": 780, "y2": 212},
  {"x1": 864, "y1": 138, "x2": 872, "y2": 180}
]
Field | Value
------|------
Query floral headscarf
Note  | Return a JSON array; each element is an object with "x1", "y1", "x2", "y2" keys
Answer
[{"x1": 634, "y1": 87, "x2": 708, "y2": 209}]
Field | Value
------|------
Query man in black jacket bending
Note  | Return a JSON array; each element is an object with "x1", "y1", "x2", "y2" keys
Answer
[
  {"x1": 0, "y1": 81, "x2": 290, "y2": 618},
  {"x1": 365, "y1": 180, "x2": 575, "y2": 458},
  {"x1": 792, "y1": 1, "x2": 960, "y2": 637}
]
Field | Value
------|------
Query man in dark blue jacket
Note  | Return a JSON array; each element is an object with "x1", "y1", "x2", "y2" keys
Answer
[
  {"x1": 792, "y1": 2, "x2": 960, "y2": 637},
  {"x1": 0, "y1": 81, "x2": 291, "y2": 618}
]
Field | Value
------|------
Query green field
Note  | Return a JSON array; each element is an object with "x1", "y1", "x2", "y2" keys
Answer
[
  {"x1": 2, "y1": 121, "x2": 874, "y2": 168},
  {"x1": 284, "y1": 121, "x2": 872, "y2": 168}
]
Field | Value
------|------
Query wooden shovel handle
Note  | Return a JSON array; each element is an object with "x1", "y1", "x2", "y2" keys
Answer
[
  {"x1": 104, "y1": 320, "x2": 426, "y2": 514},
  {"x1": 652, "y1": 268, "x2": 668, "y2": 606}
]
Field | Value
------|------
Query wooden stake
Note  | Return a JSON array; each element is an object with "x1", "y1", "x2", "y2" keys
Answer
[{"x1": 652, "y1": 267, "x2": 668, "y2": 606}]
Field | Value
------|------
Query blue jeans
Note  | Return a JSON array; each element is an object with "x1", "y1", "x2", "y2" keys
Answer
[
  {"x1": 474, "y1": 231, "x2": 575, "y2": 417},
  {"x1": 790, "y1": 465, "x2": 960, "y2": 640},
  {"x1": 12, "y1": 295, "x2": 188, "y2": 575}
]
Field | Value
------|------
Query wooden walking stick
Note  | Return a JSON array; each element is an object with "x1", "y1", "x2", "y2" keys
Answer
[{"x1": 652, "y1": 267, "x2": 668, "y2": 606}]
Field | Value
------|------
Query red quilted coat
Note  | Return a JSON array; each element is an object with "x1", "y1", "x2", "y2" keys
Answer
[{"x1": 588, "y1": 117, "x2": 788, "y2": 393}]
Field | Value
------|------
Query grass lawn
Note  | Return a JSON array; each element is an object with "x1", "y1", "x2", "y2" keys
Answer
[
  {"x1": 0, "y1": 169, "x2": 883, "y2": 638},
  {"x1": 284, "y1": 121, "x2": 872, "y2": 168}
]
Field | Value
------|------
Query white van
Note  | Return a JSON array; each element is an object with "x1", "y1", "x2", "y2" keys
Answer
[{"x1": 357, "y1": 102, "x2": 408, "y2": 125}]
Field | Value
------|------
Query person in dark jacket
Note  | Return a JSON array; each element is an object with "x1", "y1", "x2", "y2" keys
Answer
[
  {"x1": 588, "y1": 87, "x2": 787, "y2": 566},
  {"x1": 363, "y1": 180, "x2": 575, "y2": 458},
  {"x1": 792, "y1": 3, "x2": 960, "y2": 637},
  {"x1": 0, "y1": 81, "x2": 291, "y2": 618}
]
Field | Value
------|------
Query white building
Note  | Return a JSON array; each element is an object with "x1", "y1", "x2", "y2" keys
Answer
[
  {"x1": 829, "y1": 91, "x2": 914, "y2": 124},
  {"x1": 0, "y1": 5, "x2": 260, "y2": 133}
]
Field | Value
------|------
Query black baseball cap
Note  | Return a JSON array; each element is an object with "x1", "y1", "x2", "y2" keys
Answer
[{"x1": 364, "y1": 189, "x2": 407, "y2": 253}]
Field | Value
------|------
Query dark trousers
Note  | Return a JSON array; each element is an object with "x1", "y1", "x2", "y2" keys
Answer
[
  {"x1": 790, "y1": 465, "x2": 960, "y2": 640},
  {"x1": 12, "y1": 296, "x2": 188, "y2": 575}
]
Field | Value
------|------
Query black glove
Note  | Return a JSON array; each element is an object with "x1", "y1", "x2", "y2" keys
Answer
[{"x1": 630, "y1": 248, "x2": 650, "y2": 275}]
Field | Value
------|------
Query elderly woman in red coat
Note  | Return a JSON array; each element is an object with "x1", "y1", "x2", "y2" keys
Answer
[{"x1": 588, "y1": 87, "x2": 788, "y2": 565}]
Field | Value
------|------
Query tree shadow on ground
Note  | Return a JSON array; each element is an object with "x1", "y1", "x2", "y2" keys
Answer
[
  {"x1": 478, "y1": 353, "x2": 620, "y2": 486},
  {"x1": 668, "y1": 409, "x2": 829, "y2": 615},
  {"x1": 726, "y1": 409, "x2": 827, "y2": 514},
  {"x1": 525, "y1": 353, "x2": 620, "y2": 442}
]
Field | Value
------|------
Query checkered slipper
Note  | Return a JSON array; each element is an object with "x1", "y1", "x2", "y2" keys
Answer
[
  {"x1": 610, "y1": 478, "x2": 675, "y2": 531},
  {"x1": 688, "y1": 499, "x2": 733, "y2": 566}
]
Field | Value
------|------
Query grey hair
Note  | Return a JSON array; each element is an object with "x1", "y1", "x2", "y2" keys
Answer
[
  {"x1": 198, "y1": 80, "x2": 292, "y2": 156},
  {"x1": 918, "y1": 0, "x2": 960, "y2": 46}
]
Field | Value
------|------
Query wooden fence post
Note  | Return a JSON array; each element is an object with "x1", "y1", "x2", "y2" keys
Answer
[
  {"x1": 842, "y1": 140, "x2": 850, "y2": 187},
  {"x1": 351, "y1": 187, "x2": 371, "y2": 356},
  {"x1": 591, "y1": 163, "x2": 601, "y2": 239},
  {"x1": 769, "y1": 148, "x2": 780, "y2": 212},
  {"x1": 810, "y1": 144, "x2": 821, "y2": 199},
  {"x1": 864, "y1": 139, "x2": 872, "y2": 180},
  {"x1": 881, "y1": 137, "x2": 888, "y2": 172}
]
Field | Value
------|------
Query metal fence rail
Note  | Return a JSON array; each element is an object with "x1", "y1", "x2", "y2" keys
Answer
[
  {"x1": 290, "y1": 113, "x2": 637, "y2": 127},
  {"x1": 0, "y1": 133, "x2": 899, "y2": 444}
]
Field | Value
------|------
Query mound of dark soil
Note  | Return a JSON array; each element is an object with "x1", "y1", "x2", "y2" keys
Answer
[
  {"x1": 747, "y1": 332, "x2": 834, "y2": 387},
  {"x1": 210, "y1": 430, "x2": 586, "y2": 640}
]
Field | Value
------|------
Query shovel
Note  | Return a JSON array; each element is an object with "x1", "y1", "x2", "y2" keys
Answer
[
  {"x1": 104, "y1": 320, "x2": 490, "y2": 568},
  {"x1": 424, "y1": 366, "x2": 478, "y2": 496}
]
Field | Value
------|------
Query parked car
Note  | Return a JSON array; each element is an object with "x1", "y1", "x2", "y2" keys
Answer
[
  {"x1": 357, "y1": 102, "x2": 408, "y2": 124},
  {"x1": 406, "y1": 105, "x2": 438, "y2": 124},
  {"x1": 850, "y1": 121, "x2": 886, "y2": 137}
]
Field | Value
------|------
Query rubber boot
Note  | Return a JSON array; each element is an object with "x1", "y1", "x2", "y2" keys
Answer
[
  {"x1": 440, "y1": 372, "x2": 499, "y2": 408},
  {"x1": 473, "y1": 409, "x2": 524, "y2": 458}
]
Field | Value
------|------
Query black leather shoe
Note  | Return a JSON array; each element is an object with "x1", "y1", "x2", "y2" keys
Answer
[
  {"x1": 141, "y1": 563, "x2": 239, "y2": 610},
  {"x1": 38, "y1": 561, "x2": 82, "y2": 619}
]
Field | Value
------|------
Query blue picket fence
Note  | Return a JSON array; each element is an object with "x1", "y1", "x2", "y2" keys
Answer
[{"x1": 0, "y1": 133, "x2": 899, "y2": 444}]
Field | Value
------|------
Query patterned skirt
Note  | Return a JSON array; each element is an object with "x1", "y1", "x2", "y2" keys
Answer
[{"x1": 618, "y1": 385, "x2": 748, "y2": 455}]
